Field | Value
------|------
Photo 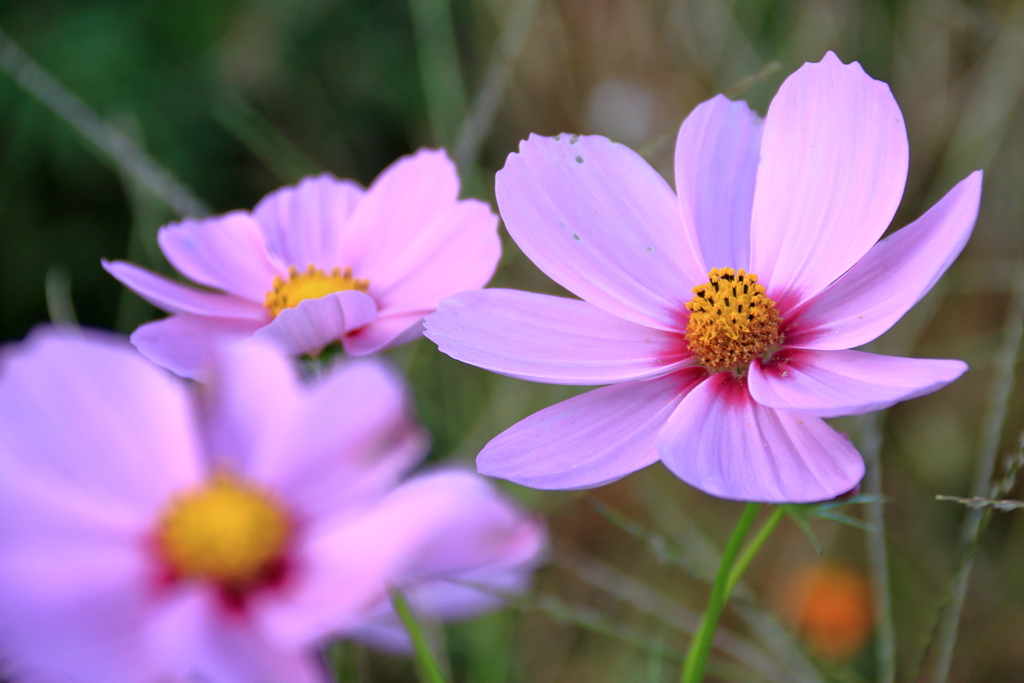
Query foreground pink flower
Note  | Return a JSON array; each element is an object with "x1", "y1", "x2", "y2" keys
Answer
[
  {"x1": 0, "y1": 329, "x2": 543, "y2": 683},
  {"x1": 104, "y1": 149, "x2": 500, "y2": 378},
  {"x1": 425, "y1": 52, "x2": 981, "y2": 503}
]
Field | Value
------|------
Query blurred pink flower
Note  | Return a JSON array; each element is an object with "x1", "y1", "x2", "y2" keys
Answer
[
  {"x1": 104, "y1": 148, "x2": 500, "y2": 378},
  {"x1": 0, "y1": 329, "x2": 543, "y2": 683},
  {"x1": 425, "y1": 52, "x2": 981, "y2": 503}
]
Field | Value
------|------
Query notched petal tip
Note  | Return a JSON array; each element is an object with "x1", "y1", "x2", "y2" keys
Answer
[
  {"x1": 815, "y1": 49, "x2": 863, "y2": 74},
  {"x1": 749, "y1": 44, "x2": 908, "y2": 305},
  {"x1": 384, "y1": 147, "x2": 458, "y2": 185}
]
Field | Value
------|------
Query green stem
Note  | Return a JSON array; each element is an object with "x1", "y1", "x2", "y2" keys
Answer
[
  {"x1": 725, "y1": 505, "x2": 785, "y2": 597},
  {"x1": 390, "y1": 589, "x2": 449, "y2": 683},
  {"x1": 680, "y1": 503, "x2": 762, "y2": 683}
]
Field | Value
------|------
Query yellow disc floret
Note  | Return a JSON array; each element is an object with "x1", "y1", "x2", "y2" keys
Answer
[
  {"x1": 264, "y1": 265, "x2": 369, "y2": 318},
  {"x1": 158, "y1": 474, "x2": 290, "y2": 588},
  {"x1": 685, "y1": 267, "x2": 782, "y2": 372}
]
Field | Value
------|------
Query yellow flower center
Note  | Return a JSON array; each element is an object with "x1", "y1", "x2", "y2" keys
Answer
[
  {"x1": 264, "y1": 265, "x2": 369, "y2": 318},
  {"x1": 158, "y1": 474, "x2": 290, "y2": 588},
  {"x1": 684, "y1": 267, "x2": 782, "y2": 372}
]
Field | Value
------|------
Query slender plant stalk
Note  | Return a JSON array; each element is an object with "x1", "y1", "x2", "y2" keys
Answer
[
  {"x1": 861, "y1": 279, "x2": 949, "y2": 683},
  {"x1": 390, "y1": 589, "x2": 449, "y2": 683},
  {"x1": 554, "y1": 546, "x2": 792, "y2": 683},
  {"x1": 44, "y1": 265, "x2": 80, "y2": 328},
  {"x1": 630, "y1": 477, "x2": 827, "y2": 683},
  {"x1": 926, "y1": 258, "x2": 1024, "y2": 683},
  {"x1": 407, "y1": 0, "x2": 467, "y2": 146},
  {"x1": 0, "y1": 26, "x2": 208, "y2": 218},
  {"x1": 861, "y1": 411, "x2": 897, "y2": 683},
  {"x1": 725, "y1": 506, "x2": 784, "y2": 597},
  {"x1": 680, "y1": 503, "x2": 762, "y2": 683},
  {"x1": 452, "y1": 0, "x2": 542, "y2": 169},
  {"x1": 722, "y1": 60, "x2": 783, "y2": 99}
]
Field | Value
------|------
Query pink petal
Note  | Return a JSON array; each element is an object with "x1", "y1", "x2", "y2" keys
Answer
[
  {"x1": 408, "y1": 565, "x2": 530, "y2": 619},
  {"x1": 748, "y1": 349, "x2": 968, "y2": 418},
  {"x1": 260, "y1": 470, "x2": 525, "y2": 647},
  {"x1": 252, "y1": 173, "x2": 365, "y2": 269},
  {"x1": 158, "y1": 211, "x2": 284, "y2": 301},
  {"x1": 658, "y1": 373, "x2": 864, "y2": 503},
  {"x1": 0, "y1": 540, "x2": 158, "y2": 683},
  {"x1": 350, "y1": 562, "x2": 537, "y2": 654},
  {"x1": 397, "y1": 474, "x2": 544, "y2": 580},
  {"x1": 346, "y1": 471, "x2": 544, "y2": 653},
  {"x1": 495, "y1": 133, "x2": 706, "y2": 330},
  {"x1": 0, "y1": 327, "x2": 204, "y2": 516},
  {"x1": 146, "y1": 589, "x2": 329, "y2": 683},
  {"x1": 0, "y1": 452, "x2": 150, "y2": 547},
  {"x1": 206, "y1": 342, "x2": 427, "y2": 521},
  {"x1": 749, "y1": 52, "x2": 909, "y2": 308},
  {"x1": 478, "y1": 370, "x2": 706, "y2": 489},
  {"x1": 340, "y1": 149, "x2": 462, "y2": 276},
  {"x1": 674, "y1": 94, "x2": 763, "y2": 270},
  {"x1": 784, "y1": 171, "x2": 982, "y2": 350},
  {"x1": 131, "y1": 314, "x2": 264, "y2": 379},
  {"x1": 199, "y1": 338, "x2": 302, "y2": 474},
  {"x1": 425, "y1": 289, "x2": 692, "y2": 385},
  {"x1": 103, "y1": 260, "x2": 269, "y2": 320},
  {"x1": 252, "y1": 290, "x2": 378, "y2": 356},
  {"x1": 343, "y1": 311, "x2": 425, "y2": 356},
  {"x1": 370, "y1": 198, "x2": 500, "y2": 314},
  {"x1": 0, "y1": 330, "x2": 199, "y2": 681},
  {"x1": 346, "y1": 617, "x2": 414, "y2": 653}
]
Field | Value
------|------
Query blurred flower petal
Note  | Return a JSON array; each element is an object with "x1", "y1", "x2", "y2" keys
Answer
[
  {"x1": 253, "y1": 290, "x2": 378, "y2": 356},
  {"x1": 372, "y1": 199, "x2": 500, "y2": 315},
  {"x1": 204, "y1": 340, "x2": 428, "y2": 520},
  {"x1": 0, "y1": 329, "x2": 543, "y2": 680},
  {"x1": 112, "y1": 149, "x2": 496, "y2": 374},
  {"x1": 263, "y1": 470, "x2": 542, "y2": 647},
  {"x1": 253, "y1": 173, "x2": 364, "y2": 270},
  {"x1": 102, "y1": 259, "x2": 268, "y2": 320},
  {"x1": 131, "y1": 314, "x2": 264, "y2": 380},
  {"x1": 0, "y1": 328, "x2": 204, "y2": 514},
  {"x1": 158, "y1": 211, "x2": 285, "y2": 302},
  {"x1": 340, "y1": 149, "x2": 464, "y2": 278}
]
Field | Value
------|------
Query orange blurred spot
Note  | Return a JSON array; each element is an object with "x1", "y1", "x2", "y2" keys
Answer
[{"x1": 785, "y1": 564, "x2": 873, "y2": 660}]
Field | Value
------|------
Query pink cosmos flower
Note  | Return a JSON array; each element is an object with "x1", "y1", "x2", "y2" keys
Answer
[
  {"x1": 0, "y1": 329, "x2": 543, "y2": 683},
  {"x1": 104, "y1": 148, "x2": 501, "y2": 378},
  {"x1": 425, "y1": 52, "x2": 981, "y2": 503}
]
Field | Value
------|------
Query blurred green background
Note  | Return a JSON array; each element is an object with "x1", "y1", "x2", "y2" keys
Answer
[{"x1": 2, "y1": 0, "x2": 1024, "y2": 681}]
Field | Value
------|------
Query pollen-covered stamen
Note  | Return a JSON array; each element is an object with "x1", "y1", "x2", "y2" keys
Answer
[
  {"x1": 264, "y1": 264, "x2": 369, "y2": 318},
  {"x1": 158, "y1": 474, "x2": 290, "y2": 588},
  {"x1": 684, "y1": 267, "x2": 782, "y2": 372}
]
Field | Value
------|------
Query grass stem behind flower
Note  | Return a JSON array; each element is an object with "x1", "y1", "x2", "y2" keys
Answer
[
  {"x1": 407, "y1": 0, "x2": 466, "y2": 147},
  {"x1": 925, "y1": 258, "x2": 1024, "y2": 683},
  {"x1": 391, "y1": 588, "x2": 450, "y2": 683},
  {"x1": 0, "y1": 26, "x2": 208, "y2": 219}
]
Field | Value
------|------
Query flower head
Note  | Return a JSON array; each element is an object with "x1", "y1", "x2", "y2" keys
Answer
[
  {"x1": 0, "y1": 329, "x2": 544, "y2": 682},
  {"x1": 104, "y1": 148, "x2": 501, "y2": 378},
  {"x1": 425, "y1": 52, "x2": 981, "y2": 503}
]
